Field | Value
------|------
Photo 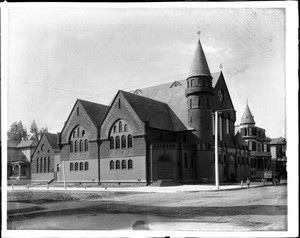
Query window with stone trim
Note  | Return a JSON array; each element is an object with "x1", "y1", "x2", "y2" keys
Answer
[
  {"x1": 124, "y1": 124, "x2": 128, "y2": 132},
  {"x1": 110, "y1": 137, "x2": 114, "y2": 149},
  {"x1": 122, "y1": 160, "x2": 126, "y2": 169},
  {"x1": 116, "y1": 160, "x2": 120, "y2": 170},
  {"x1": 127, "y1": 135, "x2": 132, "y2": 148},
  {"x1": 121, "y1": 135, "x2": 126, "y2": 149},
  {"x1": 116, "y1": 136, "x2": 120, "y2": 149},
  {"x1": 119, "y1": 121, "x2": 122, "y2": 132},
  {"x1": 75, "y1": 141, "x2": 78, "y2": 152},
  {"x1": 40, "y1": 158, "x2": 43, "y2": 173},
  {"x1": 80, "y1": 140, "x2": 83, "y2": 152},
  {"x1": 70, "y1": 163, "x2": 74, "y2": 171},
  {"x1": 85, "y1": 162, "x2": 89, "y2": 171},
  {"x1": 80, "y1": 162, "x2": 83, "y2": 171},
  {"x1": 70, "y1": 141, "x2": 73, "y2": 153},
  {"x1": 84, "y1": 139, "x2": 88, "y2": 151},
  {"x1": 75, "y1": 162, "x2": 78, "y2": 171},
  {"x1": 110, "y1": 160, "x2": 114, "y2": 170},
  {"x1": 128, "y1": 159, "x2": 133, "y2": 169}
]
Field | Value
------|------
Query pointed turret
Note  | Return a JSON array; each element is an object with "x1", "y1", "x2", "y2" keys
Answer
[
  {"x1": 188, "y1": 39, "x2": 211, "y2": 79},
  {"x1": 240, "y1": 103, "x2": 255, "y2": 125}
]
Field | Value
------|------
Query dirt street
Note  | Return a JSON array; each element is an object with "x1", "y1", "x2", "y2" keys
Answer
[{"x1": 7, "y1": 185, "x2": 287, "y2": 231}]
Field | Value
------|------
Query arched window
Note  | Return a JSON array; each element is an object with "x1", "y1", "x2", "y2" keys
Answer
[
  {"x1": 80, "y1": 140, "x2": 83, "y2": 152},
  {"x1": 48, "y1": 157, "x2": 50, "y2": 173},
  {"x1": 75, "y1": 141, "x2": 78, "y2": 152},
  {"x1": 37, "y1": 158, "x2": 39, "y2": 173},
  {"x1": 116, "y1": 136, "x2": 120, "y2": 149},
  {"x1": 82, "y1": 130, "x2": 85, "y2": 137},
  {"x1": 116, "y1": 160, "x2": 120, "y2": 170},
  {"x1": 77, "y1": 127, "x2": 80, "y2": 137},
  {"x1": 119, "y1": 121, "x2": 122, "y2": 132},
  {"x1": 70, "y1": 163, "x2": 74, "y2": 171},
  {"x1": 85, "y1": 162, "x2": 89, "y2": 171},
  {"x1": 44, "y1": 157, "x2": 47, "y2": 173},
  {"x1": 40, "y1": 158, "x2": 43, "y2": 173},
  {"x1": 80, "y1": 162, "x2": 83, "y2": 171},
  {"x1": 124, "y1": 124, "x2": 128, "y2": 132},
  {"x1": 110, "y1": 136, "x2": 114, "y2": 150},
  {"x1": 128, "y1": 159, "x2": 133, "y2": 169},
  {"x1": 122, "y1": 160, "x2": 126, "y2": 169},
  {"x1": 73, "y1": 131, "x2": 76, "y2": 138},
  {"x1": 184, "y1": 153, "x2": 188, "y2": 168},
  {"x1": 127, "y1": 135, "x2": 132, "y2": 148},
  {"x1": 121, "y1": 135, "x2": 126, "y2": 149},
  {"x1": 75, "y1": 162, "x2": 78, "y2": 171},
  {"x1": 70, "y1": 141, "x2": 73, "y2": 153},
  {"x1": 110, "y1": 160, "x2": 114, "y2": 170},
  {"x1": 76, "y1": 107, "x2": 79, "y2": 116},
  {"x1": 84, "y1": 139, "x2": 88, "y2": 151}
]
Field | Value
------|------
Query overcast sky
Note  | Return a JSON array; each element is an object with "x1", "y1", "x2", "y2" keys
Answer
[{"x1": 6, "y1": 5, "x2": 287, "y2": 138}]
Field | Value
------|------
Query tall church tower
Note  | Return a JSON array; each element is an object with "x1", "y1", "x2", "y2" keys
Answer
[{"x1": 185, "y1": 35, "x2": 213, "y2": 144}]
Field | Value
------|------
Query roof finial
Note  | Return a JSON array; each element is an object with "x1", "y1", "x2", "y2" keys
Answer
[
  {"x1": 197, "y1": 26, "x2": 201, "y2": 40},
  {"x1": 219, "y1": 62, "x2": 223, "y2": 70}
]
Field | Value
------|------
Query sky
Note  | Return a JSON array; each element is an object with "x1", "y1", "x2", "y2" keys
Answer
[{"x1": 5, "y1": 4, "x2": 287, "y2": 138}]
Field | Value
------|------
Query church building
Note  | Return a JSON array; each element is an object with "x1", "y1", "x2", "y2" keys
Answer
[{"x1": 53, "y1": 35, "x2": 251, "y2": 185}]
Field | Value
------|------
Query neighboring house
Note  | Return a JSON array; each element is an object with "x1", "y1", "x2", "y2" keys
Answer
[
  {"x1": 7, "y1": 140, "x2": 37, "y2": 185},
  {"x1": 270, "y1": 137, "x2": 287, "y2": 177},
  {"x1": 55, "y1": 36, "x2": 250, "y2": 185},
  {"x1": 31, "y1": 133, "x2": 61, "y2": 183},
  {"x1": 236, "y1": 103, "x2": 272, "y2": 179}
]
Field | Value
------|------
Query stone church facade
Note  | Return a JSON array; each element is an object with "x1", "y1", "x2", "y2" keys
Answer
[{"x1": 32, "y1": 36, "x2": 251, "y2": 185}]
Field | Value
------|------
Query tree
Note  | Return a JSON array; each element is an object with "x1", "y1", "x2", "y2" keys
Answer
[
  {"x1": 39, "y1": 127, "x2": 48, "y2": 136},
  {"x1": 30, "y1": 120, "x2": 39, "y2": 141},
  {"x1": 7, "y1": 121, "x2": 28, "y2": 142}
]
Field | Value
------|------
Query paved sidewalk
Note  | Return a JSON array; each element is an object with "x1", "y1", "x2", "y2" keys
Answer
[{"x1": 7, "y1": 181, "x2": 287, "y2": 193}]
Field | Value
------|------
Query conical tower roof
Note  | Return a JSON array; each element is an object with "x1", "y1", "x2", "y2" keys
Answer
[
  {"x1": 240, "y1": 103, "x2": 255, "y2": 125},
  {"x1": 188, "y1": 39, "x2": 211, "y2": 79}
]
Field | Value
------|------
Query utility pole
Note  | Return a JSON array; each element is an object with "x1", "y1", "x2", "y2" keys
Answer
[{"x1": 215, "y1": 111, "x2": 219, "y2": 190}]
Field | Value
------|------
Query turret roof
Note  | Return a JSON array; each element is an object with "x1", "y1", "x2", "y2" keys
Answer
[
  {"x1": 240, "y1": 103, "x2": 255, "y2": 125},
  {"x1": 188, "y1": 39, "x2": 211, "y2": 79}
]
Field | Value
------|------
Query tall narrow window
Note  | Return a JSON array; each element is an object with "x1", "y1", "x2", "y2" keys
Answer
[
  {"x1": 70, "y1": 141, "x2": 73, "y2": 153},
  {"x1": 122, "y1": 160, "x2": 126, "y2": 169},
  {"x1": 80, "y1": 140, "x2": 83, "y2": 152},
  {"x1": 121, "y1": 135, "x2": 126, "y2": 149},
  {"x1": 80, "y1": 162, "x2": 83, "y2": 171},
  {"x1": 40, "y1": 158, "x2": 43, "y2": 173},
  {"x1": 70, "y1": 163, "x2": 73, "y2": 171},
  {"x1": 124, "y1": 124, "x2": 128, "y2": 132},
  {"x1": 77, "y1": 107, "x2": 79, "y2": 116},
  {"x1": 85, "y1": 162, "x2": 89, "y2": 171},
  {"x1": 77, "y1": 127, "x2": 80, "y2": 137},
  {"x1": 187, "y1": 81, "x2": 189, "y2": 88},
  {"x1": 73, "y1": 131, "x2": 76, "y2": 138},
  {"x1": 75, "y1": 162, "x2": 78, "y2": 171},
  {"x1": 57, "y1": 164, "x2": 60, "y2": 172},
  {"x1": 127, "y1": 135, "x2": 132, "y2": 148},
  {"x1": 226, "y1": 118, "x2": 230, "y2": 134},
  {"x1": 116, "y1": 136, "x2": 120, "y2": 149},
  {"x1": 184, "y1": 153, "x2": 188, "y2": 168},
  {"x1": 82, "y1": 130, "x2": 85, "y2": 137},
  {"x1": 75, "y1": 141, "x2": 78, "y2": 152},
  {"x1": 44, "y1": 157, "x2": 47, "y2": 173},
  {"x1": 128, "y1": 159, "x2": 133, "y2": 169},
  {"x1": 198, "y1": 98, "x2": 201, "y2": 108},
  {"x1": 48, "y1": 157, "x2": 50, "y2": 173},
  {"x1": 189, "y1": 99, "x2": 192, "y2": 109},
  {"x1": 191, "y1": 79, "x2": 194, "y2": 87},
  {"x1": 110, "y1": 136, "x2": 114, "y2": 149},
  {"x1": 116, "y1": 160, "x2": 120, "y2": 170},
  {"x1": 119, "y1": 121, "x2": 122, "y2": 132},
  {"x1": 118, "y1": 98, "x2": 121, "y2": 109},
  {"x1": 37, "y1": 158, "x2": 39, "y2": 173},
  {"x1": 84, "y1": 139, "x2": 88, "y2": 151},
  {"x1": 110, "y1": 160, "x2": 114, "y2": 170}
]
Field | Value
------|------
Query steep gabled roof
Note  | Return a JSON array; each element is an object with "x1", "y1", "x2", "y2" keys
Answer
[
  {"x1": 17, "y1": 140, "x2": 38, "y2": 148},
  {"x1": 44, "y1": 133, "x2": 59, "y2": 150},
  {"x1": 78, "y1": 99, "x2": 110, "y2": 127},
  {"x1": 188, "y1": 39, "x2": 212, "y2": 79},
  {"x1": 120, "y1": 90, "x2": 187, "y2": 131}
]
